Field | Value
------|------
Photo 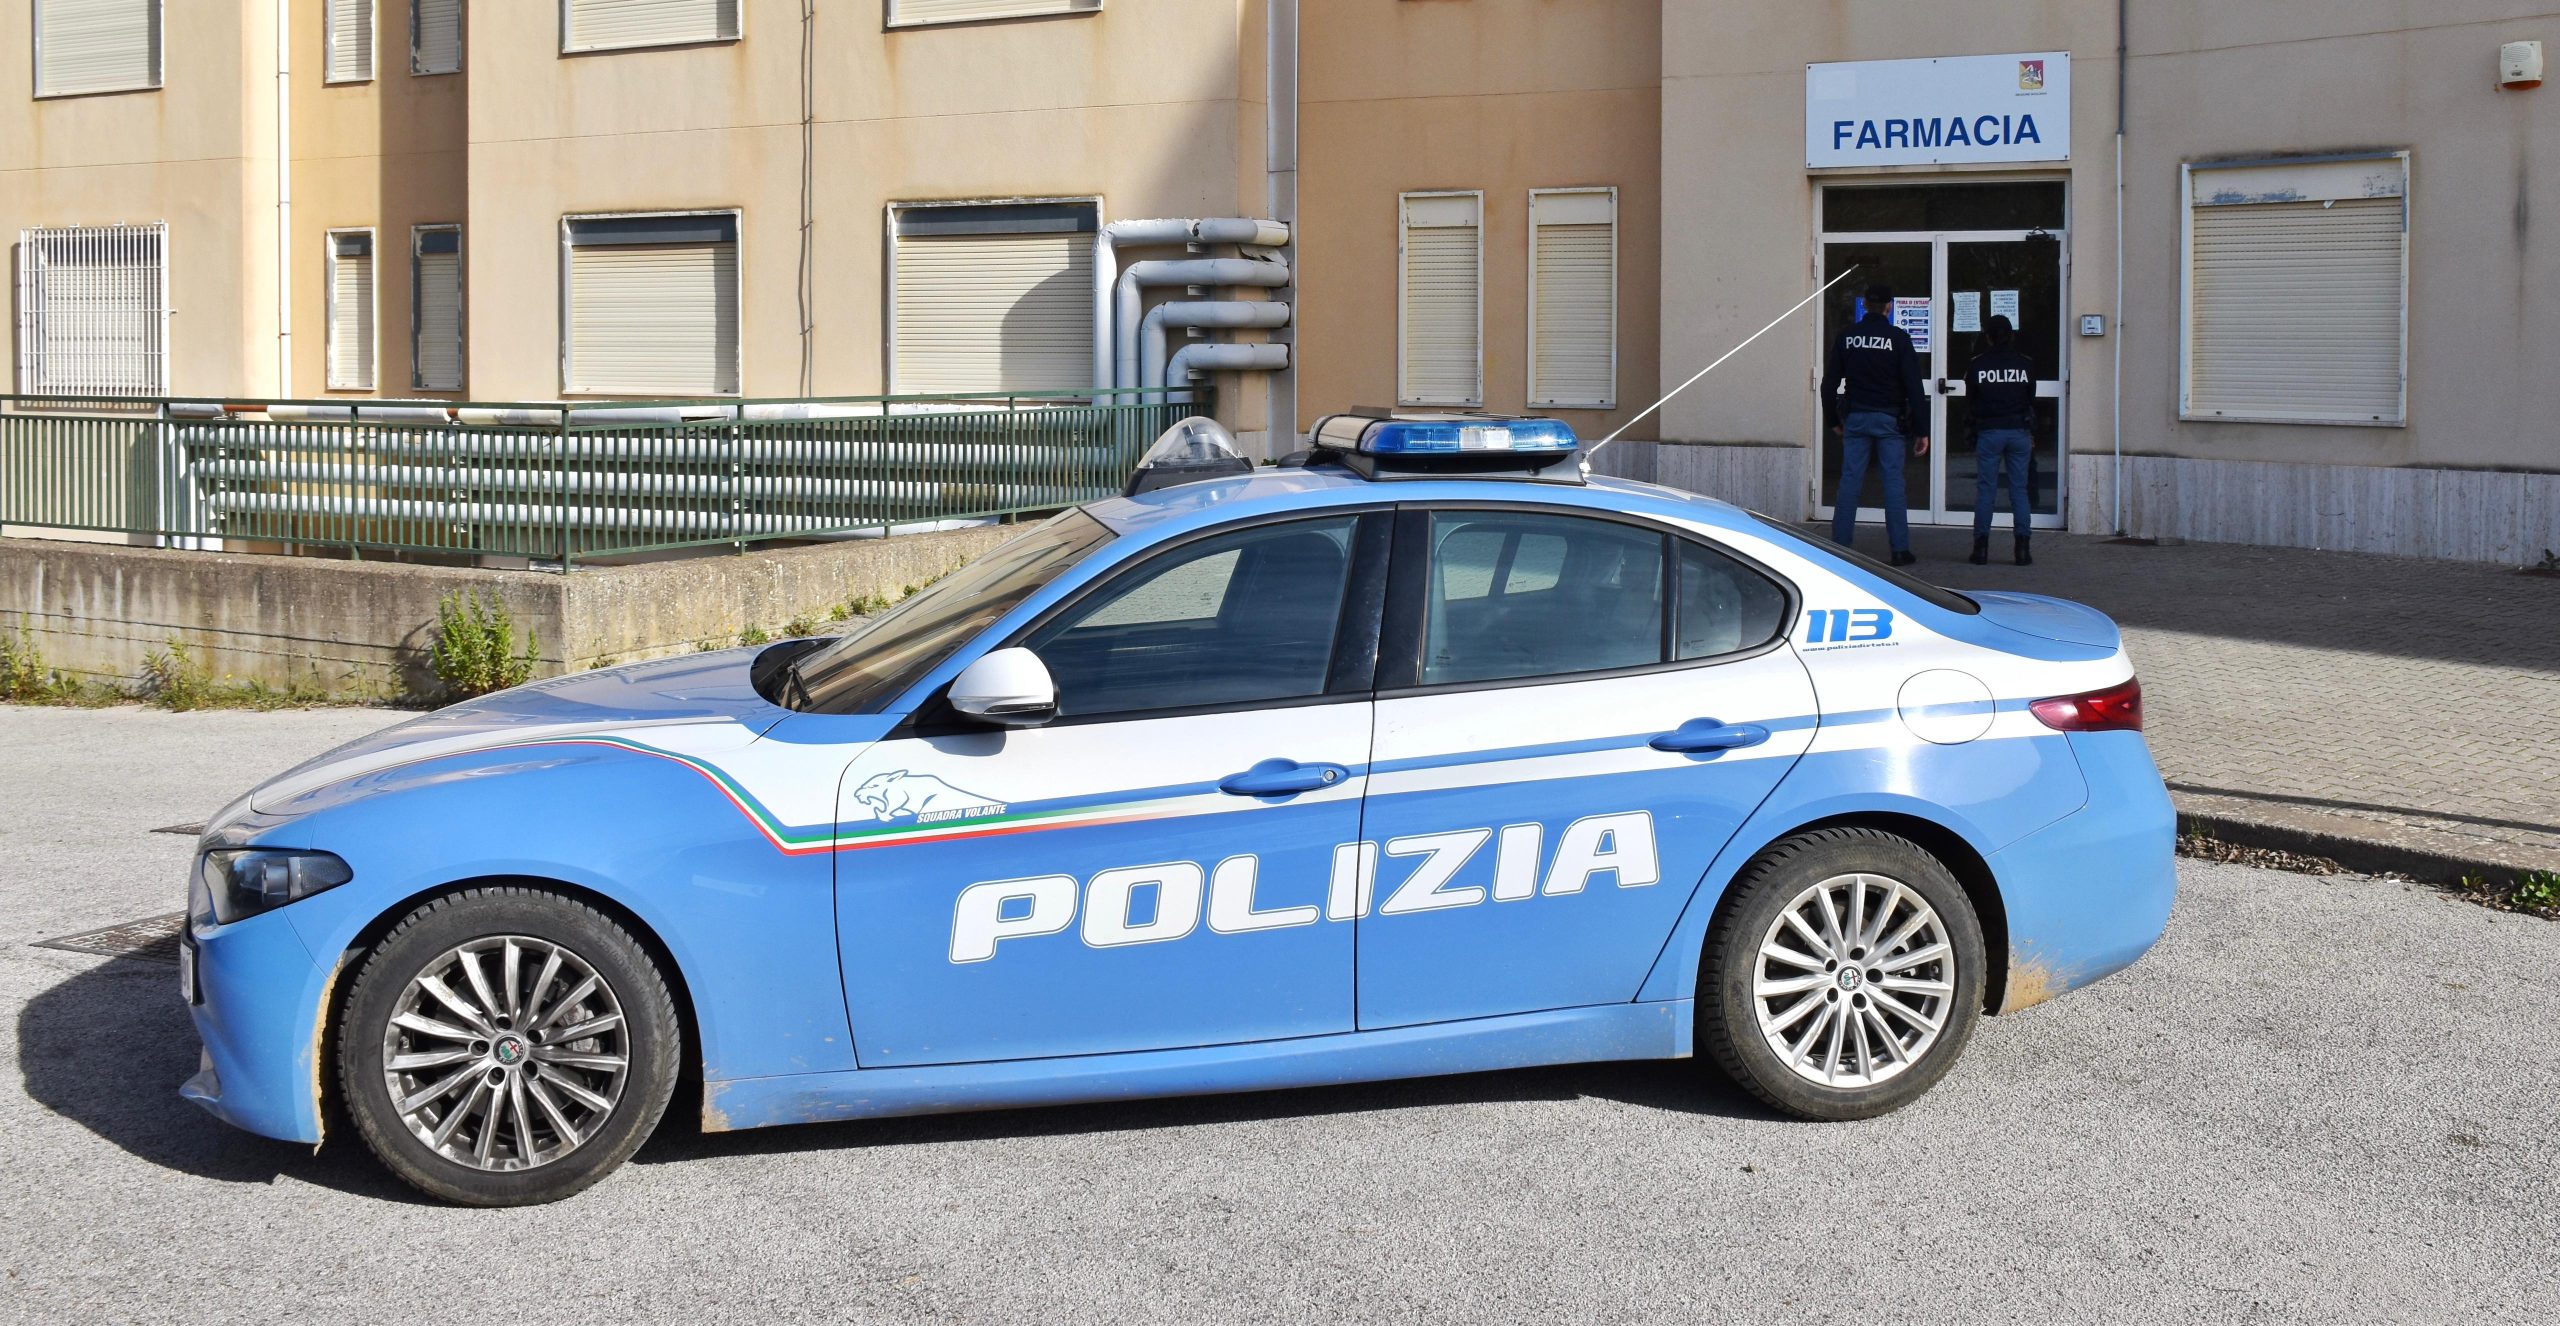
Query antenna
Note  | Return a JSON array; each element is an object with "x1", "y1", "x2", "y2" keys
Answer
[{"x1": 1586, "y1": 265, "x2": 1861, "y2": 462}]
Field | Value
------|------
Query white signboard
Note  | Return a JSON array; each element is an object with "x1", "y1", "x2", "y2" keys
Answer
[
  {"x1": 1807, "y1": 52, "x2": 2070, "y2": 168},
  {"x1": 1951, "y1": 291, "x2": 1982, "y2": 334},
  {"x1": 1990, "y1": 289, "x2": 2022, "y2": 326},
  {"x1": 1892, "y1": 297, "x2": 1933, "y2": 353}
]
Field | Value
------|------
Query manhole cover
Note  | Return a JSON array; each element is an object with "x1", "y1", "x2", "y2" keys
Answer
[{"x1": 33, "y1": 913, "x2": 186, "y2": 964}]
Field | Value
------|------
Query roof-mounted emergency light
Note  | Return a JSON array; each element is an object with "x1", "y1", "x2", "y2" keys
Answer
[{"x1": 1302, "y1": 411, "x2": 1585, "y2": 483}]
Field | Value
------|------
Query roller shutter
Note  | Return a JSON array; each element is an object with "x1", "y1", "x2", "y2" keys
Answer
[
  {"x1": 1400, "y1": 193, "x2": 1482, "y2": 407},
  {"x1": 14, "y1": 223, "x2": 167, "y2": 397},
  {"x1": 565, "y1": 216, "x2": 739, "y2": 396},
  {"x1": 413, "y1": 228, "x2": 462, "y2": 391},
  {"x1": 328, "y1": 232, "x2": 377, "y2": 390},
  {"x1": 563, "y1": 0, "x2": 738, "y2": 52},
  {"x1": 888, "y1": 0, "x2": 1100, "y2": 25},
  {"x1": 325, "y1": 0, "x2": 373, "y2": 83},
  {"x1": 891, "y1": 205, "x2": 1096, "y2": 395},
  {"x1": 411, "y1": 0, "x2": 460, "y2": 74},
  {"x1": 1529, "y1": 189, "x2": 1616, "y2": 408},
  {"x1": 2186, "y1": 158, "x2": 2407, "y2": 425},
  {"x1": 34, "y1": 0, "x2": 161, "y2": 97}
]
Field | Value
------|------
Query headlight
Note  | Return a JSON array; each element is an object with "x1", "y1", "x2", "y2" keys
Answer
[{"x1": 195, "y1": 849, "x2": 353, "y2": 925}]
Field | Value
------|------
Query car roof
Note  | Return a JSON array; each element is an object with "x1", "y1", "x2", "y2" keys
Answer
[{"x1": 1081, "y1": 465, "x2": 1759, "y2": 542}]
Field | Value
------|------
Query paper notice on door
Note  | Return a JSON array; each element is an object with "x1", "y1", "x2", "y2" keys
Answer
[
  {"x1": 1989, "y1": 289, "x2": 2022, "y2": 327},
  {"x1": 1892, "y1": 297, "x2": 1933, "y2": 352},
  {"x1": 1951, "y1": 291, "x2": 1982, "y2": 334}
]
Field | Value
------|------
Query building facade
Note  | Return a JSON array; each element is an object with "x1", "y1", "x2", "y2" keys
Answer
[{"x1": 6, "y1": 1, "x2": 2553, "y2": 562}]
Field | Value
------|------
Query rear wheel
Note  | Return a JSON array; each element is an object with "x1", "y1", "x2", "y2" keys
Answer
[
  {"x1": 1699, "y1": 828, "x2": 1984, "y2": 1120},
  {"x1": 338, "y1": 887, "x2": 680, "y2": 1206}
]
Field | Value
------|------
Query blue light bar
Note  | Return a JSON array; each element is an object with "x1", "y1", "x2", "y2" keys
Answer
[{"x1": 1315, "y1": 414, "x2": 1580, "y2": 457}]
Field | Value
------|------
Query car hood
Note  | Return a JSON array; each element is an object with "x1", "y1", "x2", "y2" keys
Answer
[
  {"x1": 237, "y1": 648, "x2": 787, "y2": 819},
  {"x1": 1965, "y1": 591, "x2": 2124, "y2": 651}
]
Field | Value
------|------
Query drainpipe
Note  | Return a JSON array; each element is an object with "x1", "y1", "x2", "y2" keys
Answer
[
  {"x1": 276, "y1": 0, "x2": 292, "y2": 397},
  {"x1": 1140, "y1": 301, "x2": 1293, "y2": 389},
  {"x1": 1115, "y1": 255, "x2": 1291, "y2": 389},
  {"x1": 1094, "y1": 218, "x2": 1292, "y2": 391},
  {"x1": 1265, "y1": 0, "x2": 1300, "y2": 450},
  {"x1": 2113, "y1": 0, "x2": 2128, "y2": 534},
  {"x1": 1166, "y1": 341, "x2": 1289, "y2": 386}
]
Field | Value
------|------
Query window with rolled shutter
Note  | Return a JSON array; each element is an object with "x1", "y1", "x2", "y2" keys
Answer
[
  {"x1": 327, "y1": 231, "x2": 377, "y2": 390},
  {"x1": 413, "y1": 227, "x2": 463, "y2": 391},
  {"x1": 411, "y1": 0, "x2": 460, "y2": 75},
  {"x1": 15, "y1": 223, "x2": 167, "y2": 397},
  {"x1": 887, "y1": 0, "x2": 1100, "y2": 27},
  {"x1": 33, "y1": 0, "x2": 161, "y2": 98},
  {"x1": 325, "y1": 0, "x2": 374, "y2": 83},
  {"x1": 2184, "y1": 156, "x2": 2408, "y2": 426},
  {"x1": 1528, "y1": 188, "x2": 1616, "y2": 409},
  {"x1": 564, "y1": 213, "x2": 740, "y2": 396},
  {"x1": 1400, "y1": 192, "x2": 1482, "y2": 407},
  {"x1": 562, "y1": 0, "x2": 739, "y2": 53},
  {"x1": 890, "y1": 202, "x2": 1097, "y2": 395}
]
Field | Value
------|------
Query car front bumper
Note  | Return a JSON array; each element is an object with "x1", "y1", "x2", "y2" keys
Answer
[{"x1": 180, "y1": 907, "x2": 335, "y2": 1145}]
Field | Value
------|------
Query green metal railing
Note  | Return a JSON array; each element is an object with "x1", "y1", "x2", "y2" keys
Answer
[{"x1": 0, "y1": 388, "x2": 1204, "y2": 568}]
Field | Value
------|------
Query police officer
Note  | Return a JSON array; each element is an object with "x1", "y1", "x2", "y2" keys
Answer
[
  {"x1": 1964, "y1": 314, "x2": 2036, "y2": 565},
  {"x1": 1822, "y1": 283, "x2": 1929, "y2": 565}
]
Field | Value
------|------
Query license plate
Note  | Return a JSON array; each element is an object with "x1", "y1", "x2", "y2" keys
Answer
[{"x1": 178, "y1": 934, "x2": 197, "y2": 1004}]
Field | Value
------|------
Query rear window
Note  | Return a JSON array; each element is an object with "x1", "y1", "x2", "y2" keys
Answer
[{"x1": 1748, "y1": 514, "x2": 1980, "y2": 615}]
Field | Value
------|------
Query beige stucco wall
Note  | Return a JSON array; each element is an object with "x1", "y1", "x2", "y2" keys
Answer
[
  {"x1": 287, "y1": 0, "x2": 469, "y2": 399},
  {"x1": 1296, "y1": 0, "x2": 1662, "y2": 438},
  {"x1": 1662, "y1": 0, "x2": 2119, "y2": 486},
  {"x1": 2121, "y1": 1, "x2": 2558, "y2": 472},
  {"x1": 0, "y1": 1, "x2": 280, "y2": 397},
  {"x1": 461, "y1": 0, "x2": 1260, "y2": 404}
]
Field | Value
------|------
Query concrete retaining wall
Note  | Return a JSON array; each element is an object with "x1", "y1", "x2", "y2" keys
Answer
[{"x1": 0, "y1": 525, "x2": 1020, "y2": 696}]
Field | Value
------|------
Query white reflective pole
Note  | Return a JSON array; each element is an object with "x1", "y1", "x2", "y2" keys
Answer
[{"x1": 1586, "y1": 265, "x2": 1861, "y2": 462}]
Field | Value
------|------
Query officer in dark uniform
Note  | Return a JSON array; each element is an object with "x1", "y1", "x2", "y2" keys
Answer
[
  {"x1": 1822, "y1": 283, "x2": 1929, "y2": 565},
  {"x1": 1964, "y1": 314, "x2": 2037, "y2": 565}
]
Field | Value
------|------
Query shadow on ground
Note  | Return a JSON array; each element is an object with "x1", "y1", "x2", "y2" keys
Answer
[{"x1": 20, "y1": 953, "x2": 1773, "y2": 1192}]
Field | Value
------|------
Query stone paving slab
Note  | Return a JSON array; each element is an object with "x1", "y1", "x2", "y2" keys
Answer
[{"x1": 1871, "y1": 524, "x2": 2560, "y2": 876}]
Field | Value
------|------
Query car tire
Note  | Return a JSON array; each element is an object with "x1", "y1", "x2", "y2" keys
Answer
[
  {"x1": 1697, "y1": 828, "x2": 1985, "y2": 1121},
  {"x1": 337, "y1": 886, "x2": 681, "y2": 1206}
]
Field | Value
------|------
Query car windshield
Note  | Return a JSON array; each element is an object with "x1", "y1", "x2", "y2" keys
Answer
[
  {"x1": 1748, "y1": 513, "x2": 1979, "y2": 615},
  {"x1": 786, "y1": 509, "x2": 1116, "y2": 714}
]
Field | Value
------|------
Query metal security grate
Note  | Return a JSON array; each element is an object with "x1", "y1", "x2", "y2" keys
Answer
[
  {"x1": 16, "y1": 223, "x2": 168, "y2": 400},
  {"x1": 33, "y1": 913, "x2": 185, "y2": 963}
]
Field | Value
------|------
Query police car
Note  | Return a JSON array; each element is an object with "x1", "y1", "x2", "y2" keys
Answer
[{"x1": 180, "y1": 413, "x2": 2175, "y2": 1206}]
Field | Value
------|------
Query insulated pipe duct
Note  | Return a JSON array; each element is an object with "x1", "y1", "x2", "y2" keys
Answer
[
  {"x1": 1094, "y1": 219, "x2": 1291, "y2": 390},
  {"x1": 1115, "y1": 256, "x2": 1291, "y2": 389},
  {"x1": 1140, "y1": 301, "x2": 1293, "y2": 389},
  {"x1": 1165, "y1": 342, "x2": 1289, "y2": 384}
]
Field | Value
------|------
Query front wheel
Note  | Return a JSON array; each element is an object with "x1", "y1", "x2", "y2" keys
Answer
[
  {"x1": 1698, "y1": 828, "x2": 1985, "y2": 1120},
  {"x1": 337, "y1": 887, "x2": 681, "y2": 1206}
]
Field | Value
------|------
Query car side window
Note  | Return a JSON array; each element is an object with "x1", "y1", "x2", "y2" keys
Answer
[
  {"x1": 1025, "y1": 515, "x2": 1362, "y2": 718},
  {"x1": 1422, "y1": 512, "x2": 1665, "y2": 686},
  {"x1": 1676, "y1": 539, "x2": 1790, "y2": 660}
]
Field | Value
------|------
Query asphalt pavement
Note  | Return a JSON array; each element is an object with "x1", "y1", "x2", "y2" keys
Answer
[{"x1": 2, "y1": 704, "x2": 2555, "y2": 1323}]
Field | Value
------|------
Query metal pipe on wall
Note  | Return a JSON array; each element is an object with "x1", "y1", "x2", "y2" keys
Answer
[
  {"x1": 1166, "y1": 341, "x2": 1289, "y2": 384},
  {"x1": 1114, "y1": 255, "x2": 1291, "y2": 389},
  {"x1": 1140, "y1": 301, "x2": 1293, "y2": 389}
]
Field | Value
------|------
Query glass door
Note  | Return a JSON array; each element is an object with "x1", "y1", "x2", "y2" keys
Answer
[
  {"x1": 1815, "y1": 181, "x2": 2068, "y2": 531},
  {"x1": 1943, "y1": 236, "x2": 2065, "y2": 530}
]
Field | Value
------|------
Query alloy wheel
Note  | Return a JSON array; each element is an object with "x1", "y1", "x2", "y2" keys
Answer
[
  {"x1": 1750, "y1": 872, "x2": 1957, "y2": 1089},
  {"x1": 378, "y1": 935, "x2": 632, "y2": 1172}
]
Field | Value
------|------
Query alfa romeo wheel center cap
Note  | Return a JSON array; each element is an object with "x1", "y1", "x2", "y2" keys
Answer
[
  {"x1": 1837, "y1": 968, "x2": 1864, "y2": 993},
  {"x1": 493, "y1": 1034, "x2": 528, "y2": 1066}
]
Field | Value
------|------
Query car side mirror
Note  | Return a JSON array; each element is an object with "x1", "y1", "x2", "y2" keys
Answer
[{"x1": 946, "y1": 648, "x2": 1058, "y2": 727}]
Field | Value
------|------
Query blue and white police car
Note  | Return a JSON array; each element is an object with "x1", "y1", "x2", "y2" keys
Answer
[{"x1": 181, "y1": 413, "x2": 2174, "y2": 1205}]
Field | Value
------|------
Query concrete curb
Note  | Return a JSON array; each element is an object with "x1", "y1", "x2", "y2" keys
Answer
[{"x1": 2173, "y1": 791, "x2": 2558, "y2": 884}]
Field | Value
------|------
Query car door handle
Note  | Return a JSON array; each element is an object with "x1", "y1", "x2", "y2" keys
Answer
[
  {"x1": 1219, "y1": 759, "x2": 1350, "y2": 797},
  {"x1": 1649, "y1": 720, "x2": 1771, "y2": 754}
]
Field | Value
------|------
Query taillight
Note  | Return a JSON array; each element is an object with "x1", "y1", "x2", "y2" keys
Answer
[{"x1": 2030, "y1": 677, "x2": 2143, "y2": 732}]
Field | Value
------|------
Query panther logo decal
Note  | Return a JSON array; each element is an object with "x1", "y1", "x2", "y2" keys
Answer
[{"x1": 850, "y1": 770, "x2": 1007, "y2": 824}]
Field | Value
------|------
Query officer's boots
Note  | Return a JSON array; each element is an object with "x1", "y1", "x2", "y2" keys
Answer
[
  {"x1": 2014, "y1": 537, "x2": 2033, "y2": 567},
  {"x1": 1969, "y1": 536, "x2": 1990, "y2": 565}
]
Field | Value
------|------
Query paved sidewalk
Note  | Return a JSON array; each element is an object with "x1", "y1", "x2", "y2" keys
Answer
[{"x1": 1868, "y1": 524, "x2": 2560, "y2": 877}]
